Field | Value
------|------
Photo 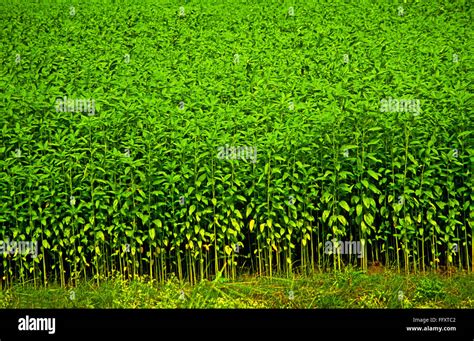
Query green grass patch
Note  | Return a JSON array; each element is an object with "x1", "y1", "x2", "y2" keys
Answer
[{"x1": 1, "y1": 270, "x2": 472, "y2": 309}]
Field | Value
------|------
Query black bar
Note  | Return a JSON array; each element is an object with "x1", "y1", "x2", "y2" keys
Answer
[{"x1": 0, "y1": 309, "x2": 472, "y2": 339}]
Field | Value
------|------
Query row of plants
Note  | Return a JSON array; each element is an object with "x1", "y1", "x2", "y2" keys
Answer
[{"x1": 1, "y1": 106, "x2": 471, "y2": 285}]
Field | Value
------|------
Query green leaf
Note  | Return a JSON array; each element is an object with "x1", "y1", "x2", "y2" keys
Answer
[
  {"x1": 369, "y1": 183, "x2": 381, "y2": 195},
  {"x1": 338, "y1": 215, "x2": 347, "y2": 226},
  {"x1": 249, "y1": 219, "x2": 255, "y2": 232},
  {"x1": 149, "y1": 228, "x2": 156, "y2": 240},
  {"x1": 42, "y1": 240, "x2": 50, "y2": 249},
  {"x1": 367, "y1": 169, "x2": 379, "y2": 180},
  {"x1": 339, "y1": 200, "x2": 350, "y2": 212},
  {"x1": 231, "y1": 218, "x2": 240, "y2": 232},
  {"x1": 236, "y1": 195, "x2": 246, "y2": 202},
  {"x1": 364, "y1": 213, "x2": 374, "y2": 226},
  {"x1": 363, "y1": 196, "x2": 371, "y2": 209},
  {"x1": 322, "y1": 210, "x2": 330, "y2": 222}
]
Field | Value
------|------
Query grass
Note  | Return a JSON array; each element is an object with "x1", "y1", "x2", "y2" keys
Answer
[{"x1": 1, "y1": 270, "x2": 472, "y2": 309}]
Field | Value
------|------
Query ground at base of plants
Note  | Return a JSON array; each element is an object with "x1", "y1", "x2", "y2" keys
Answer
[{"x1": 1, "y1": 270, "x2": 472, "y2": 309}]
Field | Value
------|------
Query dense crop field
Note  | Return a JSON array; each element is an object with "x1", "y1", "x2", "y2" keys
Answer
[{"x1": 1, "y1": 0, "x2": 473, "y2": 288}]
